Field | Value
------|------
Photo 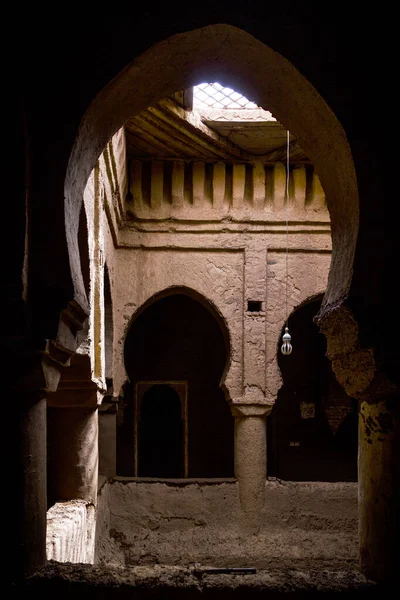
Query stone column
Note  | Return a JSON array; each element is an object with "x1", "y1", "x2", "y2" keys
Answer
[
  {"x1": 359, "y1": 397, "x2": 400, "y2": 583},
  {"x1": 18, "y1": 393, "x2": 47, "y2": 577},
  {"x1": 47, "y1": 353, "x2": 103, "y2": 505},
  {"x1": 231, "y1": 404, "x2": 270, "y2": 517},
  {"x1": 316, "y1": 304, "x2": 400, "y2": 583},
  {"x1": 9, "y1": 300, "x2": 87, "y2": 584},
  {"x1": 12, "y1": 350, "x2": 63, "y2": 580},
  {"x1": 47, "y1": 407, "x2": 99, "y2": 503}
]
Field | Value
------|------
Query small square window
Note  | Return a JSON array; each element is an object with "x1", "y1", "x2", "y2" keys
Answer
[{"x1": 247, "y1": 300, "x2": 262, "y2": 312}]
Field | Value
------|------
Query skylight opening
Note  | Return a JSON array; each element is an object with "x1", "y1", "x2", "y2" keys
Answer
[
  {"x1": 192, "y1": 83, "x2": 276, "y2": 123},
  {"x1": 194, "y1": 82, "x2": 259, "y2": 110}
]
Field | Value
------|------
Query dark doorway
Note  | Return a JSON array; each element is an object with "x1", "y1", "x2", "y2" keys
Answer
[
  {"x1": 120, "y1": 291, "x2": 234, "y2": 477},
  {"x1": 138, "y1": 384, "x2": 184, "y2": 478},
  {"x1": 267, "y1": 296, "x2": 358, "y2": 482}
]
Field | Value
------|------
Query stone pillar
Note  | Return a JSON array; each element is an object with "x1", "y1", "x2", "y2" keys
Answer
[
  {"x1": 47, "y1": 406, "x2": 99, "y2": 503},
  {"x1": 8, "y1": 300, "x2": 87, "y2": 584},
  {"x1": 316, "y1": 304, "x2": 399, "y2": 584},
  {"x1": 359, "y1": 397, "x2": 400, "y2": 583},
  {"x1": 47, "y1": 352, "x2": 103, "y2": 505},
  {"x1": 18, "y1": 393, "x2": 47, "y2": 577},
  {"x1": 231, "y1": 405, "x2": 270, "y2": 517},
  {"x1": 12, "y1": 350, "x2": 63, "y2": 580}
]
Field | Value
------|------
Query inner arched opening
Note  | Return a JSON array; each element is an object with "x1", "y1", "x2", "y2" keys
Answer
[
  {"x1": 268, "y1": 295, "x2": 358, "y2": 482},
  {"x1": 138, "y1": 384, "x2": 184, "y2": 478},
  {"x1": 121, "y1": 292, "x2": 233, "y2": 478}
]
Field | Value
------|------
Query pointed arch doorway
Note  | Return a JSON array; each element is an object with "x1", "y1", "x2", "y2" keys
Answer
[
  {"x1": 268, "y1": 295, "x2": 358, "y2": 482},
  {"x1": 121, "y1": 289, "x2": 233, "y2": 478}
]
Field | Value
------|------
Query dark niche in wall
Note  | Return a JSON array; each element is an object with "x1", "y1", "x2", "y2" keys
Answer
[
  {"x1": 247, "y1": 300, "x2": 263, "y2": 312},
  {"x1": 267, "y1": 296, "x2": 358, "y2": 482},
  {"x1": 138, "y1": 384, "x2": 184, "y2": 478},
  {"x1": 120, "y1": 292, "x2": 234, "y2": 478},
  {"x1": 78, "y1": 204, "x2": 90, "y2": 301}
]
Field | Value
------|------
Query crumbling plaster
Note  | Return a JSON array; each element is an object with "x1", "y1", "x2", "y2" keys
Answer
[{"x1": 95, "y1": 479, "x2": 358, "y2": 570}]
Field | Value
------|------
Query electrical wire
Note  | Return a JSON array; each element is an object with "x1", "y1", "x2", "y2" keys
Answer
[{"x1": 285, "y1": 130, "x2": 290, "y2": 327}]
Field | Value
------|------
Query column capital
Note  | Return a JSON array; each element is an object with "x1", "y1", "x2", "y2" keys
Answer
[
  {"x1": 47, "y1": 353, "x2": 104, "y2": 408},
  {"x1": 11, "y1": 298, "x2": 89, "y2": 400},
  {"x1": 99, "y1": 396, "x2": 119, "y2": 413},
  {"x1": 14, "y1": 350, "x2": 62, "y2": 398}
]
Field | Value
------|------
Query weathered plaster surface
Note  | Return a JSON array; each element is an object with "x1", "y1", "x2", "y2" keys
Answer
[
  {"x1": 23, "y1": 562, "x2": 377, "y2": 595},
  {"x1": 83, "y1": 125, "x2": 332, "y2": 414},
  {"x1": 95, "y1": 479, "x2": 358, "y2": 570},
  {"x1": 93, "y1": 478, "x2": 113, "y2": 566},
  {"x1": 233, "y1": 414, "x2": 267, "y2": 514},
  {"x1": 358, "y1": 398, "x2": 400, "y2": 582},
  {"x1": 113, "y1": 249, "x2": 244, "y2": 400}
]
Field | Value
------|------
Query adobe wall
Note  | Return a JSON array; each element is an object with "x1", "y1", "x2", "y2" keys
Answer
[
  {"x1": 111, "y1": 235, "x2": 331, "y2": 406},
  {"x1": 94, "y1": 479, "x2": 358, "y2": 570},
  {"x1": 83, "y1": 131, "x2": 332, "y2": 411}
]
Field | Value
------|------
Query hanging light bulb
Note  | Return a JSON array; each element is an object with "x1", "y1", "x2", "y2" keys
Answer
[
  {"x1": 281, "y1": 326, "x2": 292, "y2": 355},
  {"x1": 281, "y1": 130, "x2": 292, "y2": 357}
]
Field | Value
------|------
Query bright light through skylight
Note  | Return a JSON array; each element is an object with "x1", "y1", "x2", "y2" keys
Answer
[{"x1": 193, "y1": 82, "x2": 259, "y2": 110}]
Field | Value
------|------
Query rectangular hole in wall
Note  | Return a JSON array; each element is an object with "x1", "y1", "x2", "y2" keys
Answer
[{"x1": 247, "y1": 300, "x2": 263, "y2": 312}]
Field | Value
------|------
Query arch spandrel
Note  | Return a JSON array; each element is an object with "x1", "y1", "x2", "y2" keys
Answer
[
  {"x1": 266, "y1": 252, "x2": 331, "y2": 402},
  {"x1": 118, "y1": 285, "x2": 236, "y2": 401}
]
